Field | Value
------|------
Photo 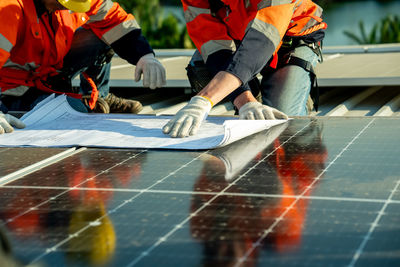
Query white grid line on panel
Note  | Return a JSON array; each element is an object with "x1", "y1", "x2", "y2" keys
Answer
[
  {"x1": 236, "y1": 119, "x2": 376, "y2": 266},
  {"x1": 349, "y1": 179, "x2": 400, "y2": 267},
  {"x1": 3, "y1": 185, "x2": 400, "y2": 205}
]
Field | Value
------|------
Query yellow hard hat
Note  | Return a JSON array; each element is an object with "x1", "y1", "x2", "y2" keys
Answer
[{"x1": 57, "y1": 0, "x2": 91, "y2": 13}]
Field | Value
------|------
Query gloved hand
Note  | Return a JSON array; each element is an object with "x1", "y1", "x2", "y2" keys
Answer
[
  {"x1": 162, "y1": 96, "x2": 212, "y2": 138},
  {"x1": 0, "y1": 112, "x2": 26, "y2": 134},
  {"x1": 239, "y1": 101, "x2": 288, "y2": 120},
  {"x1": 135, "y1": 53, "x2": 166, "y2": 89}
]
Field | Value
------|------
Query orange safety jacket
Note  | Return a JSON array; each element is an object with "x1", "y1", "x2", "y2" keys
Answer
[
  {"x1": 182, "y1": 0, "x2": 327, "y2": 87},
  {"x1": 0, "y1": 0, "x2": 146, "y2": 106}
]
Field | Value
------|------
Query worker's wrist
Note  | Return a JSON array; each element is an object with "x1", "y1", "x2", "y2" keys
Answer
[
  {"x1": 141, "y1": 53, "x2": 155, "y2": 59},
  {"x1": 233, "y1": 91, "x2": 258, "y2": 110},
  {"x1": 197, "y1": 95, "x2": 214, "y2": 107}
]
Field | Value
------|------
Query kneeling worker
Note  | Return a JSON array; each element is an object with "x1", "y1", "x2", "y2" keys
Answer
[
  {"x1": 163, "y1": 0, "x2": 327, "y2": 137},
  {"x1": 0, "y1": 0, "x2": 166, "y2": 134}
]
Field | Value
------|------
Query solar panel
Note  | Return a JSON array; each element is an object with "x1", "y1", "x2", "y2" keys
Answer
[
  {"x1": 0, "y1": 148, "x2": 71, "y2": 177},
  {"x1": 0, "y1": 117, "x2": 399, "y2": 266}
]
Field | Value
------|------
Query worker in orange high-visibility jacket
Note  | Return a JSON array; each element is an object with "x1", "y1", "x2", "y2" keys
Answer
[
  {"x1": 163, "y1": 0, "x2": 327, "y2": 138},
  {"x1": 0, "y1": 0, "x2": 166, "y2": 134}
]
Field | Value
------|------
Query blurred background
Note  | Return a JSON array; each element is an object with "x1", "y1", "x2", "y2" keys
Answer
[{"x1": 113, "y1": 0, "x2": 400, "y2": 48}]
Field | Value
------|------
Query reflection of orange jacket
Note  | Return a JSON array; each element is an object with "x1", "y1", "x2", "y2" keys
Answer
[
  {"x1": 0, "y1": 0, "x2": 139, "y2": 94},
  {"x1": 191, "y1": 136, "x2": 328, "y2": 256},
  {"x1": 262, "y1": 139, "x2": 328, "y2": 251},
  {"x1": 1, "y1": 157, "x2": 141, "y2": 240}
]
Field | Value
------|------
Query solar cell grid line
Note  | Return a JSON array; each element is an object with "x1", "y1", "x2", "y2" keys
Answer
[
  {"x1": 3, "y1": 185, "x2": 400, "y2": 204},
  {"x1": 125, "y1": 121, "x2": 313, "y2": 267},
  {"x1": 236, "y1": 119, "x2": 377, "y2": 267},
  {"x1": 29, "y1": 150, "x2": 210, "y2": 265},
  {"x1": 349, "y1": 179, "x2": 400, "y2": 267},
  {"x1": 0, "y1": 149, "x2": 147, "y2": 228}
]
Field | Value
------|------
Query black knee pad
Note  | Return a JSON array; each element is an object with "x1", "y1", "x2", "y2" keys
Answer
[{"x1": 186, "y1": 60, "x2": 213, "y2": 94}]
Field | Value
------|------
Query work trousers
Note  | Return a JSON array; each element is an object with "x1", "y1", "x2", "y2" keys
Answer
[
  {"x1": 1, "y1": 28, "x2": 112, "y2": 113},
  {"x1": 261, "y1": 45, "x2": 318, "y2": 116}
]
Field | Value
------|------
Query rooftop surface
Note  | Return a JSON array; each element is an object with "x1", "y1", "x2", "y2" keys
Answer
[
  {"x1": 76, "y1": 44, "x2": 400, "y2": 117},
  {"x1": 1, "y1": 44, "x2": 400, "y2": 266}
]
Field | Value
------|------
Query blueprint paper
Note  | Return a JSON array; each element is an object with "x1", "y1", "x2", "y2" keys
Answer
[{"x1": 0, "y1": 95, "x2": 287, "y2": 150}]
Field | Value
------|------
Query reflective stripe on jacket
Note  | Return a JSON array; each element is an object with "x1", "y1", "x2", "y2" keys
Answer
[
  {"x1": 182, "y1": 0, "x2": 327, "y2": 85},
  {"x1": 183, "y1": 0, "x2": 326, "y2": 61},
  {"x1": 0, "y1": 0, "x2": 140, "y2": 94}
]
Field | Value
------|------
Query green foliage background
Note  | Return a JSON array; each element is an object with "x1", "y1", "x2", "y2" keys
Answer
[
  {"x1": 115, "y1": 0, "x2": 399, "y2": 47},
  {"x1": 115, "y1": 0, "x2": 193, "y2": 48},
  {"x1": 343, "y1": 15, "x2": 400, "y2": 44}
]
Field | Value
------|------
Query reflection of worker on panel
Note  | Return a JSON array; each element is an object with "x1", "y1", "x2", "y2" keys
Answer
[
  {"x1": 190, "y1": 120, "x2": 328, "y2": 266},
  {"x1": 163, "y1": 0, "x2": 327, "y2": 138},
  {"x1": 0, "y1": 153, "x2": 145, "y2": 266},
  {"x1": 0, "y1": 225, "x2": 29, "y2": 267}
]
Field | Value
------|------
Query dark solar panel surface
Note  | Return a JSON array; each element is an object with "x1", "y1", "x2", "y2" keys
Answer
[
  {"x1": 0, "y1": 117, "x2": 399, "y2": 267},
  {"x1": 0, "y1": 148, "x2": 69, "y2": 176}
]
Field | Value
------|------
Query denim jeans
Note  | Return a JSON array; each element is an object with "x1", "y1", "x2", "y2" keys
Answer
[
  {"x1": 2, "y1": 28, "x2": 112, "y2": 113},
  {"x1": 261, "y1": 45, "x2": 319, "y2": 116}
]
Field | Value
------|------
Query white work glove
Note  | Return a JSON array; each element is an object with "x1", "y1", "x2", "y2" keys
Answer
[
  {"x1": 0, "y1": 112, "x2": 26, "y2": 134},
  {"x1": 135, "y1": 53, "x2": 166, "y2": 89},
  {"x1": 163, "y1": 96, "x2": 212, "y2": 138},
  {"x1": 239, "y1": 101, "x2": 288, "y2": 120}
]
